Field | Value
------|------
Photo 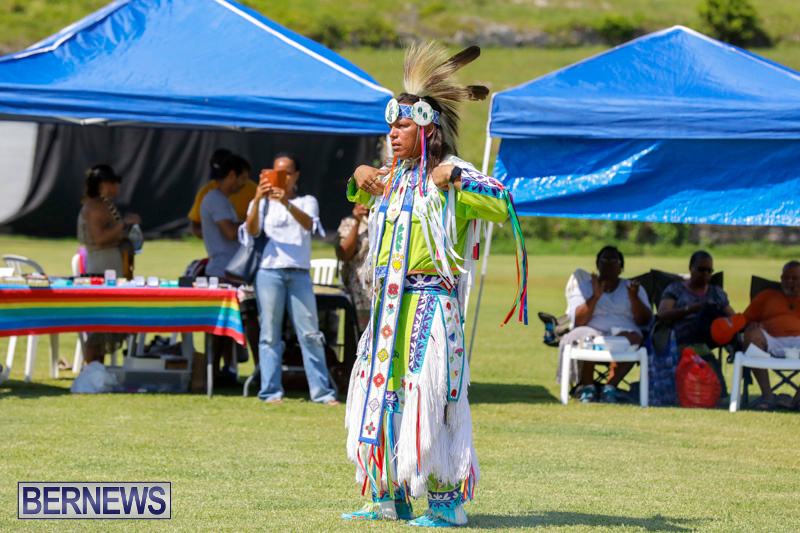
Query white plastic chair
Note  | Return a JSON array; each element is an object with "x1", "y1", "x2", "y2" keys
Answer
[
  {"x1": 560, "y1": 340, "x2": 649, "y2": 407},
  {"x1": 729, "y1": 348, "x2": 800, "y2": 412},
  {"x1": 310, "y1": 258, "x2": 340, "y2": 286},
  {"x1": 2, "y1": 254, "x2": 60, "y2": 382},
  {"x1": 3, "y1": 254, "x2": 45, "y2": 275}
]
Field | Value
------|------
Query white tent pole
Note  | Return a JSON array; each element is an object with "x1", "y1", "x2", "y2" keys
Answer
[{"x1": 467, "y1": 133, "x2": 495, "y2": 363}]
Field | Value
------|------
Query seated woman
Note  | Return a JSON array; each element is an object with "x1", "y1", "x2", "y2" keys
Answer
[
  {"x1": 558, "y1": 246, "x2": 652, "y2": 403},
  {"x1": 77, "y1": 164, "x2": 141, "y2": 365},
  {"x1": 657, "y1": 250, "x2": 734, "y2": 351}
]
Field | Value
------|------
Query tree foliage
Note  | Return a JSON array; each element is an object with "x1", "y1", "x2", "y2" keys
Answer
[{"x1": 698, "y1": 0, "x2": 771, "y2": 47}]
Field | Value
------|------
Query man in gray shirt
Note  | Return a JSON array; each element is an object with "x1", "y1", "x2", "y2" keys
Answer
[
  {"x1": 200, "y1": 155, "x2": 251, "y2": 279},
  {"x1": 199, "y1": 154, "x2": 252, "y2": 386}
]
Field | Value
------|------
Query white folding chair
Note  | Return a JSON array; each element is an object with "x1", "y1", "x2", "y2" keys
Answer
[
  {"x1": 310, "y1": 258, "x2": 340, "y2": 286},
  {"x1": 2, "y1": 254, "x2": 60, "y2": 382}
]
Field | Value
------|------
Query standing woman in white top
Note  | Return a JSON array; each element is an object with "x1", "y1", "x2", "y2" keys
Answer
[{"x1": 245, "y1": 154, "x2": 339, "y2": 406}]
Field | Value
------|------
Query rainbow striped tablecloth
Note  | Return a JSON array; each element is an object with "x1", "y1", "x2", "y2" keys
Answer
[{"x1": 0, "y1": 286, "x2": 244, "y2": 344}]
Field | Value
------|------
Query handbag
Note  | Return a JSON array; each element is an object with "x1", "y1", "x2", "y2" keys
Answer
[
  {"x1": 646, "y1": 322, "x2": 678, "y2": 406},
  {"x1": 224, "y1": 232, "x2": 269, "y2": 284}
]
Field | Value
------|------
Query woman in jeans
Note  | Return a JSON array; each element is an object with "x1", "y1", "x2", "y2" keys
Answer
[{"x1": 245, "y1": 153, "x2": 338, "y2": 406}]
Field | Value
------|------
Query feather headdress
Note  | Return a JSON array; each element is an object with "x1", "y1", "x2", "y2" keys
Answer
[{"x1": 402, "y1": 42, "x2": 488, "y2": 153}]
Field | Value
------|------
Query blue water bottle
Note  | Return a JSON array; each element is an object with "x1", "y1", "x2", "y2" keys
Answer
[{"x1": 544, "y1": 322, "x2": 555, "y2": 342}]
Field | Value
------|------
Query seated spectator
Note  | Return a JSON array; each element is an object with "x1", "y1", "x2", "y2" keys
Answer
[
  {"x1": 742, "y1": 260, "x2": 800, "y2": 410},
  {"x1": 188, "y1": 148, "x2": 257, "y2": 239},
  {"x1": 558, "y1": 246, "x2": 652, "y2": 403},
  {"x1": 657, "y1": 251, "x2": 735, "y2": 350},
  {"x1": 200, "y1": 154, "x2": 250, "y2": 384},
  {"x1": 335, "y1": 202, "x2": 370, "y2": 330}
]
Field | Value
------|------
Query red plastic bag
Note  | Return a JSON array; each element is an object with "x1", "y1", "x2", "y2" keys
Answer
[{"x1": 676, "y1": 348, "x2": 721, "y2": 408}]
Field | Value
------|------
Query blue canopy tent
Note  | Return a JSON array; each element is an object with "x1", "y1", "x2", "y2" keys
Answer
[
  {"x1": 0, "y1": 0, "x2": 392, "y2": 133},
  {"x1": 490, "y1": 25, "x2": 800, "y2": 225},
  {"x1": 0, "y1": 0, "x2": 392, "y2": 235},
  {"x1": 468, "y1": 26, "x2": 800, "y2": 357}
]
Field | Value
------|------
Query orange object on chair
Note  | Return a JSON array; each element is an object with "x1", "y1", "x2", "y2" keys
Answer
[{"x1": 711, "y1": 313, "x2": 746, "y2": 345}]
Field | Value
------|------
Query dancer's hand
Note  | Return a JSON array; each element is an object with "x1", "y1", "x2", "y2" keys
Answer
[
  {"x1": 354, "y1": 165, "x2": 387, "y2": 196},
  {"x1": 432, "y1": 164, "x2": 459, "y2": 191}
]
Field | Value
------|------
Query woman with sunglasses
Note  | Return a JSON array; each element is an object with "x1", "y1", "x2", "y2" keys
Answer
[{"x1": 657, "y1": 250, "x2": 735, "y2": 348}]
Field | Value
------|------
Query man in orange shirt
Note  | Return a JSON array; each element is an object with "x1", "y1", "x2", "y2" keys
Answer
[{"x1": 742, "y1": 260, "x2": 800, "y2": 410}]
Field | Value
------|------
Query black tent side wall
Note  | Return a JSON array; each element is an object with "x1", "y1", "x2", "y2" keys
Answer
[{"x1": 3, "y1": 124, "x2": 381, "y2": 237}]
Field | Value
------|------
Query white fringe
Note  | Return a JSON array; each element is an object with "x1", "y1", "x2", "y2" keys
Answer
[
  {"x1": 359, "y1": 165, "x2": 390, "y2": 290},
  {"x1": 361, "y1": 157, "x2": 476, "y2": 289},
  {"x1": 415, "y1": 185, "x2": 453, "y2": 283},
  {"x1": 345, "y1": 501, "x2": 400, "y2": 520}
]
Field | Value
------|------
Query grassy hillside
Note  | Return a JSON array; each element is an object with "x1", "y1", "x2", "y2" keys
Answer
[{"x1": 3, "y1": 0, "x2": 800, "y2": 52}]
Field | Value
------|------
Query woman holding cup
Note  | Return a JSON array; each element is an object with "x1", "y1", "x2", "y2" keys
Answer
[{"x1": 245, "y1": 153, "x2": 338, "y2": 405}]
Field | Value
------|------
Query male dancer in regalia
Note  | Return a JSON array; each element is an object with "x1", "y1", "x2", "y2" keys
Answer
[{"x1": 342, "y1": 42, "x2": 528, "y2": 527}]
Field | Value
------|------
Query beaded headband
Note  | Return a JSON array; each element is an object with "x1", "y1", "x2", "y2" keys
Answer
[{"x1": 385, "y1": 99, "x2": 440, "y2": 127}]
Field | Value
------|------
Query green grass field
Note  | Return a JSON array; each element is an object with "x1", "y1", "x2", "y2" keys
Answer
[{"x1": 2, "y1": 236, "x2": 799, "y2": 532}]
